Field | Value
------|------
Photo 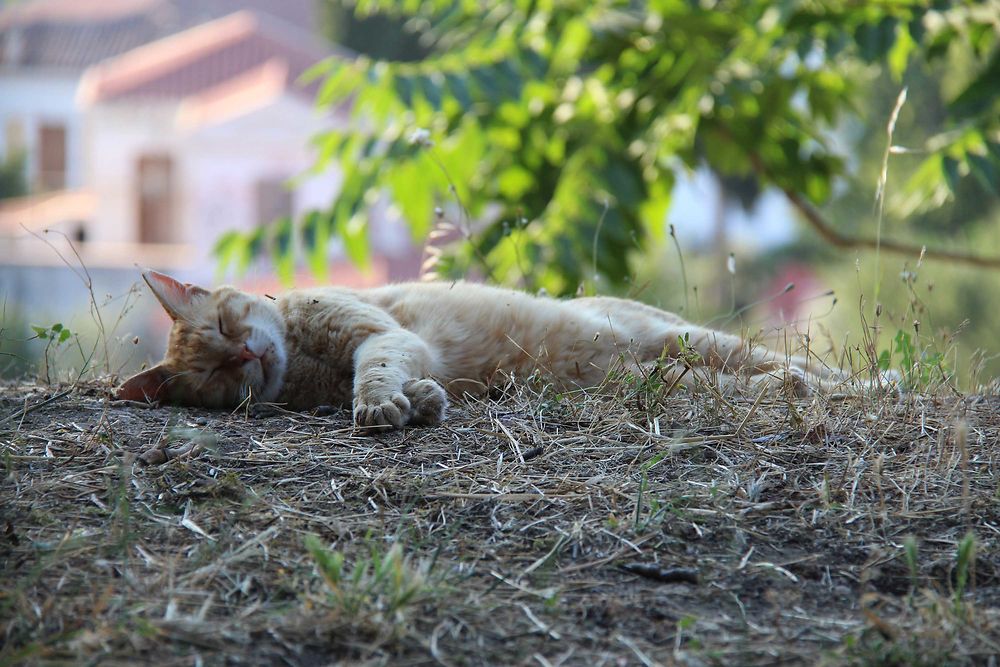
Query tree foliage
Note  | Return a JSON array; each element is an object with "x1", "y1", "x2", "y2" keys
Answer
[
  {"x1": 217, "y1": 0, "x2": 1000, "y2": 293},
  {"x1": 0, "y1": 151, "x2": 27, "y2": 200}
]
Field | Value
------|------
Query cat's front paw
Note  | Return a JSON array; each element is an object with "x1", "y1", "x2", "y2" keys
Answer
[
  {"x1": 353, "y1": 391, "x2": 410, "y2": 430},
  {"x1": 403, "y1": 378, "x2": 448, "y2": 426}
]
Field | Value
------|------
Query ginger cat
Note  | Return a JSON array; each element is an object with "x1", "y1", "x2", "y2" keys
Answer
[{"x1": 118, "y1": 271, "x2": 842, "y2": 429}]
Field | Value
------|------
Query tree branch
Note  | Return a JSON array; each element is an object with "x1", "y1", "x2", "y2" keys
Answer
[
  {"x1": 781, "y1": 187, "x2": 1000, "y2": 269},
  {"x1": 737, "y1": 141, "x2": 1000, "y2": 270}
]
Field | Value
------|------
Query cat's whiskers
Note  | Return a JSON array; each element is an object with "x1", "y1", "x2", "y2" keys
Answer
[{"x1": 152, "y1": 368, "x2": 196, "y2": 399}]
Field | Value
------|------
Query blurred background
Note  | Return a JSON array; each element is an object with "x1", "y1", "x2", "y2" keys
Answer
[{"x1": 0, "y1": 0, "x2": 998, "y2": 389}]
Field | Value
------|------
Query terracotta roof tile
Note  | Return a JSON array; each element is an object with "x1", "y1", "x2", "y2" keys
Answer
[
  {"x1": 175, "y1": 58, "x2": 289, "y2": 129},
  {"x1": 78, "y1": 10, "x2": 333, "y2": 104},
  {"x1": 0, "y1": 0, "x2": 321, "y2": 70}
]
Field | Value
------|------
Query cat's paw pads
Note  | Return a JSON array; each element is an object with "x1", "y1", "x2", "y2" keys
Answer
[
  {"x1": 353, "y1": 392, "x2": 410, "y2": 430},
  {"x1": 403, "y1": 378, "x2": 448, "y2": 426}
]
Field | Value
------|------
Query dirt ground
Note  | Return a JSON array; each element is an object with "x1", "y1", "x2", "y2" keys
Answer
[{"x1": 1, "y1": 379, "x2": 999, "y2": 666}]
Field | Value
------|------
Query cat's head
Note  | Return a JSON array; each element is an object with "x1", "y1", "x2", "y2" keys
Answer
[{"x1": 117, "y1": 271, "x2": 287, "y2": 407}]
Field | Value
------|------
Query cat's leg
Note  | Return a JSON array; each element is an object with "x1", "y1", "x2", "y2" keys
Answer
[
  {"x1": 636, "y1": 359, "x2": 746, "y2": 396},
  {"x1": 746, "y1": 366, "x2": 818, "y2": 397},
  {"x1": 657, "y1": 327, "x2": 847, "y2": 396},
  {"x1": 353, "y1": 329, "x2": 443, "y2": 429},
  {"x1": 577, "y1": 296, "x2": 843, "y2": 393},
  {"x1": 574, "y1": 296, "x2": 688, "y2": 327},
  {"x1": 639, "y1": 358, "x2": 817, "y2": 398}
]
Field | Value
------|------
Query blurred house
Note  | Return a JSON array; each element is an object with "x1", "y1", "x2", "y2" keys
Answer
[{"x1": 0, "y1": 0, "x2": 418, "y2": 329}]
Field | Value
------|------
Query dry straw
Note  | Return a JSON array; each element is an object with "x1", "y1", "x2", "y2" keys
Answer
[{"x1": 1, "y1": 376, "x2": 998, "y2": 665}]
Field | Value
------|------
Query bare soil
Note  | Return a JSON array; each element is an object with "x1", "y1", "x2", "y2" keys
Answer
[{"x1": 1, "y1": 380, "x2": 999, "y2": 666}]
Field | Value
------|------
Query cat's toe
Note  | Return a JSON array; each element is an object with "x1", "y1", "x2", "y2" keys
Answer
[
  {"x1": 353, "y1": 392, "x2": 410, "y2": 430},
  {"x1": 779, "y1": 366, "x2": 813, "y2": 397},
  {"x1": 748, "y1": 367, "x2": 814, "y2": 398},
  {"x1": 249, "y1": 403, "x2": 281, "y2": 419},
  {"x1": 403, "y1": 378, "x2": 448, "y2": 426},
  {"x1": 312, "y1": 404, "x2": 341, "y2": 417}
]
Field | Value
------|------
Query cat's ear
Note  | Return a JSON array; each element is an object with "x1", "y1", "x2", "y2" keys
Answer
[
  {"x1": 142, "y1": 270, "x2": 209, "y2": 321},
  {"x1": 116, "y1": 364, "x2": 173, "y2": 403}
]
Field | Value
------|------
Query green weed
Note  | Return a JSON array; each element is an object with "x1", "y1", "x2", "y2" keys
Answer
[
  {"x1": 953, "y1": 532, "x2": 976, "y2": 615},
  {"x1": 903, "y1": 535, "x2": 919, "y2": 594},
  {"x1": 29, "y1": 322, "x2": 84, "y2": 384},
  {"x1": 305, "y1": 535, "x2": 432, "y2": 624},
  {"x1": 877, "y1": 329, "x2": 949, "y2": 391}
]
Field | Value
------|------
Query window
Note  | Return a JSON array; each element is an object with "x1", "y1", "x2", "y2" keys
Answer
[
  {"x1": 255, "y1": 177, "x2": 293, "y2": 227},
  {"x1": 38, "y1": 123, "x2": 66, "y2": 191},
  {"x1": 136, "y1": 154, "x2": 174, "y2": 244}
]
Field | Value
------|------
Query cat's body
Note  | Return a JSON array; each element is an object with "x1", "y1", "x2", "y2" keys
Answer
[{"x1": 119, "y1": 271, "x2": 842, "y2": 428}]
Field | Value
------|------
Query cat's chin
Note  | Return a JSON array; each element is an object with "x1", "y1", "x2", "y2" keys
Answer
[{"x1": 255, "y1": 347, "x2": 287, "y2": 402}]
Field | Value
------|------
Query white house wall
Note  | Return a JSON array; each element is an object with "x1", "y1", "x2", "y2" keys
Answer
[
  {"x1": 83, "y1": 101, "x2": 184, "y2": 245},
  {"x1": 83, "y1": 93, "x2": 342, "y2": 281},
  {"x1": 0, "y1": 70, "x2": 83, "y2": 189},
  {"x1": 183, "y1": 94, "x2": 342, "y2": 276}
]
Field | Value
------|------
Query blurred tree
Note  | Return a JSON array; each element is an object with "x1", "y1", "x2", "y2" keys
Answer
[
  {"x1": 315, "y1": 0, "x2": 431, "y2": 62},
  {"x1": 0, "y1": 152, "x2": 27, "y2": 200},
  {"x1": 824, "y1": 58, "x2": 1000, "y2": 240},
  {"x1": 218, "y1": 0, "x2": 1000, "y2": 293}
]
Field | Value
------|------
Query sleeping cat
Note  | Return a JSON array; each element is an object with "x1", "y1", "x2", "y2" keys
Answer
[{"x1": 117, "y1": 270, "x2": 843, "y2": 429}]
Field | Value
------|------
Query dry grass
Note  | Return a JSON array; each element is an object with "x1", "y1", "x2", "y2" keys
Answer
[{"x1": 1, "y1": 377, "x2": 999, "y2": 666}]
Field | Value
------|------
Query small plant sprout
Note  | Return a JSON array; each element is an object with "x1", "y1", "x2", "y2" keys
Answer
[
  {"x1": 305, "y1": 535, "x2": 431, "y2": 625},
  {"x1": 903, "y1": 535, "x2": 919, "y2": 593},
  {"x1": 953, "y1": 532, "x2": 976, "y2": 615},
  {"x1": 30, "y1": 322, "x2": 82, "y2": 384}
]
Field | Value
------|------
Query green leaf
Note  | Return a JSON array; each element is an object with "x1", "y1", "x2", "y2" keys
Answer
[
  {"x1": 949, "y1": 50, "x2": 1000, "y2": 120},
  {"x1": 887, "y1": 22, "x2": 914, "y2": 82},
  {"x1": 58, "y1": 329, "x2": 71, "y2": 343},
  {"x1": 299, "y1": 56, "x2": 337, "y2": 85},
  {"x1": 966, "y1": 152, "x2": 998, "y2": 195},
  {"x1": 340, "y1": 212, "x2": 371, "y2": 271},
  {"x1": 304, "y1": 534, "x2": 343, "y2": 585},
  {"x1": 497, "y1": 165, "x2": 534, "y2": 199},
  {"x1": 894, "y1": 154, "x2": 951, "y2": 216},
  {"x1": 854, "y1": 16, "x2": 897, "y2": 62},
  {"x1": 213, "y1": 230, "x2": 253, "y2": 279},
  {"x1": 639, "y1": 179, "x2": 671, "y2": 243},
  {"x1": 444, "y1": 71, "x2": 473, "y2": 109},
  {"x1": 245, "y1": 227, "x2": 267, "y2": 271},
  {"x1": 270, "y1": 216, "x2": 296, "y2": 286},
  {"x1": 986, "y1": 141, "x2": 1000, "y2": 164},
  {"x1": 388, "y1": 158, "x2": 437, "y2": 240},
  {"x1": 301, "y1": 210, "x2": 331, "y2": 280},
  {"x1": 941, "y1": 156, "x2": 961, "y2": 193},
  {"x1": 30, "y1": 325, "x2": 48, "y2": 337},
  {"x1": 316, "y1": 63, "x2": 358, "y2": 108},
  {"x1": 552, "y1": 17, "x2": 591, "y2": 73},
  {"x1": 414, "y1": 73, "x2": 443, "y2": 111}
]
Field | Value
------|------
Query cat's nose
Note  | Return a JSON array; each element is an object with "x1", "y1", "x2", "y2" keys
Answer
[{"x1": 240, "y1": 344, "x2": 261, "y2": 362}]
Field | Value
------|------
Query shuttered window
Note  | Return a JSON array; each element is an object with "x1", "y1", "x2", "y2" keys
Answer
[
  {"x1": 255, "y1": 177, "x2": 292, "y2": 226},
  {"x1": 137, "y1": 154, "x2": 174, "y2": 244},
  {"x1": 38, "y1": 123, "x2": 66, "y2": 191}
]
